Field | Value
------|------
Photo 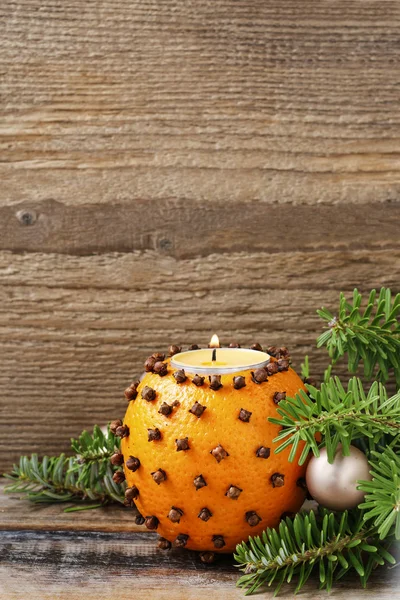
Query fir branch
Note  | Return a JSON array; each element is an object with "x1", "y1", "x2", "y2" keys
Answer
[
  {"x1": 269, "y1": 377, "x2": 400, "y2": 464},
  {"x1": 3, "y1": 426, "x2": 126, "y2": 508},
  {"x1": 358, "y1": 446, "x2": 400, "y2": 540},
  {"x1": 300, "y1": 355, "x2": 310, "y2": 379},
  {"x1": 71, "y1": 424, "x2": 118, "y2": 461},
  {"x1": 69, "y1": 425, "x2": 120, "y2": 484},
  {"x1": 234, "y1": 509, "x2": 396, "y2": 596},
  {"x1": 317, "y1": 288, "x2": 400, "y2": 387}
]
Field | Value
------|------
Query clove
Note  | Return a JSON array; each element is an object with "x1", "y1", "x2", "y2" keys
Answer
[
  {"x1": 168, "y1": 507, "x2": 183, "y2": 523},
  {"x1": 110, "y1": 419, "x2": 122, "y2": 434},
  {"x1": 141, "y1": 386, "x2": 156, "y2": 402},
  {"x1": 125, "y1": 456, "x2": 141, "y2": 472},
  {"x1": 192, "y1": 374, "x2": 205, "y2": 387},
  {"x1": 225, "y1": 485, "x2": 243, "y2": 500},
  {"x1": 210, "y1": 444, "x2": 229, "y2": 463},
  {"x1": 151, "y1": 468, "x2": 167, "y2": 485},
  {"x1": 238, "y1": 408, "x2": 252, "y2": 422},
  {"x1": 147, "y1": 427, "x2": 162, "y2": 442},
  {"x1": 175, "y1": 437, "x2": 190, "y2": 451},
  {"x1": 115, "y1": 424, "x2": 129, "y2": 438},
  {"x1": 125, "y1": 486, "x2": 139, "y2": 503},
  {"x1": 250, "y1": 343, "x2": 263, "y2": 351},
  {"x1": 168, "y1": 344, "x2": 182, "y2": 356},
  {"x1": 267, "y1": 345, "x2": 278, "y2": 356},
  {"x1": 144, "y1": 356, "x2": 157, "y2": 372},
  {"x1": 266, "y1": 361, "x2": 279, "y2": 376},
  {"x1": 110, "y1": 452, "x2": 124, "y2": 466},
  {"x1": 209, "y1": 374, "x2": 222, "y2": 390},
  {"x1": 245, "y1": 511, "x2": 262, "y2": 527},
  {"x1": 277, "y1": 358, "x2": 290, "y2": 372},
  {"x1": 158, "y1": 402, "x2": 173, "y2": 417},
  {"x1": 189, "y1": 401, "x2": 206, "y2": 418},
  {"x1": 256, "y1": 446, "x2": 271, "y2": 459},
  {"x1": 251, "y1": 368, "x2": 268, "y2": 384},
  {"x1": 158, "y1": 537, "x2": 172, "y2": 550},
  {"x1": 233, "y1": 375, "x2": 246, "y2": 389},
  {"x1": 153, "y1": 361, "x2": 168, "y2": 377},
  {"x1": 212, "y1": 535, "x2": 226, "y2": 549},
  {"x1": 124, "y1": 380, "x2": 140, "y2": 400},
  {"x1": 271, "y1": 473, "x2": 285, "y2": 488},
  {"x1": 273, "y1": 391, "x2": 286, "y2": 404},
  {"x1": 112, "y1": 470, "x2": 125, "y2": 484},
  {"x1": 174, "y1": 534, "x2": 189, "y2": 547},
  {"x1": 135, "y1": 513, "x2": 145, "y2": 525},
  {"x1": 193, "y1": 474, "x2": 207, "y2": 490},
  {"x1": 144, "y1": 516, "x2": 159, "y2": 530},
  {"x1": 277, "y1": 346, "x2": 289, "y2": 358},
  {"x1": 173, "y1": 369, "x2": 187, "y2": 383},
  {"x1": 198, "y1": 507, "x2": 212, "y2": 522}
]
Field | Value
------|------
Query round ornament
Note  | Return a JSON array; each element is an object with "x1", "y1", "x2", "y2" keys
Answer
[
  {"x1": 118, "y1": 345, "x2": 308, "y2": 552},
  {"x1": 305, "y1": 444, "x2": 371, "y2": 511}
]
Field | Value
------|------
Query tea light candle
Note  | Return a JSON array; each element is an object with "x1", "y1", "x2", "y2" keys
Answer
[{"x1": 171, "y1": 335, "x2": 270, "y2": 374}]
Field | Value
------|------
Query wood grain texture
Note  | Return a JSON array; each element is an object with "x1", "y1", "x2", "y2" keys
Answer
[
  {"x1": 1, "y1": 530, "x2": 399, "y2": 600},
  {"x1": 1, "y1": 199, "x2": 400, "y2": 256},
  {"x1": 0, "y1": 483, "x2": 399, "y2": 600},
  {"x1": 1, "y1": 0, "x2": 400, "y2": 469},
  {"x1": 1, "y1": 1, "x2": 400, "y2": 207}
]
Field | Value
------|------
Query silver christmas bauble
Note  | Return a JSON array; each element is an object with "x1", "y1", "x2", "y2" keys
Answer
[{"x1": 305, "y1": 445, "x2": 371, "y2": 511}]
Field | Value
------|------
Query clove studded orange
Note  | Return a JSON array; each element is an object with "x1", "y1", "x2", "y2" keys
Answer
[{"x1": 118, "y1": 346, "x2": 308, "y2": 553}]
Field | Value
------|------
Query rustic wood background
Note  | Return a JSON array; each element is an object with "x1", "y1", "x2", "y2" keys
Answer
[{"x1": 1, "y1": 0, "x2": 400, "y2": 471}]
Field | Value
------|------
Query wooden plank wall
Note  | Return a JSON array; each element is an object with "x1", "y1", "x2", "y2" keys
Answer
[{"x1": 1, "y1": 0, "x2": 400, "y2": 471}]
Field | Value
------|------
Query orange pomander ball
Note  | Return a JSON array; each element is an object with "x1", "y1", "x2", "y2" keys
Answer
[{"x1": 120, "y1": 348, "x2": 308, "y2": 553}]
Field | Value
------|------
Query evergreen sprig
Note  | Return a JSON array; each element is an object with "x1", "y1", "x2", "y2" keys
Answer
[
  {"x1": 317, "y1": 288, "x2": 400, "y2": 387},
  {"x1": 3, "y1": 426, "x2": 125, "y2": 510},
  {"x1": 235, "y1": 509, "x2": 396, "y2": 596},
  {"x1": 358, "y1": 446, "x2": 400, "y2": 540},
  {"x1": 269, "y1": 376, "x2": 400, "y2": 464},
  {"x1": 71, "y1": 424, "x2": 117, "y2": 461}
]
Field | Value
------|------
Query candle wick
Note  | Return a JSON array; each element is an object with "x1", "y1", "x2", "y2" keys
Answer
[{"x1": 212, "y1": 348, "x2": 217, "y2": 362}]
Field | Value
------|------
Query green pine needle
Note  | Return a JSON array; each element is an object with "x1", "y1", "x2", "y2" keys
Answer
[
  {"x1": 234, "y1": 509, "x2": 396, "y2": 596},
  {"x1": 3, "y1": 426, "x2": 125, "y2": 508},
  {"x1": 301, "y1": 355, "x2": 310, "y2": 379},
  {"x1": 317, "y1": 288, "x2": 400, "y2": 387},
  {"x1": 269, "y1": 376, "x2": 400, "y2": 464},
  {"x1": 358, "y1": 446, "x2": 400, "y2": 540}
]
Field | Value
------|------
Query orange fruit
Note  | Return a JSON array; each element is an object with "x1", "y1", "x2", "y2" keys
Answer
[{"x1": 120, "y1": 350, "x2": 307, "y2": 553}]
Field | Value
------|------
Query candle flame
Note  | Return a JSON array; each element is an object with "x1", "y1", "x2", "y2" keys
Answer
[{"x1": 209, "y1": 334, "x2": 220, "y2": 348}]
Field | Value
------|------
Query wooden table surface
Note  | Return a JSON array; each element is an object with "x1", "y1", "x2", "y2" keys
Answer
[{"x1": 1, "y1": 481, "x2": 399, "y2": 600}]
